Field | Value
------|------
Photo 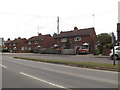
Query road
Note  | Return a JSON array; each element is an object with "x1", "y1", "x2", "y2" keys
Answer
[
  {"x1": 3, "y1": 53, "x2": 118, "y2": 64},
  {"x1": 1, "y1": 54, "x2": 118, "y2": 89}
]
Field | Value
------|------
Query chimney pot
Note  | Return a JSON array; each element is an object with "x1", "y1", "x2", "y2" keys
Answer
[{"x1": 74, "y1": 27, "x2": 78, "y2": 30}]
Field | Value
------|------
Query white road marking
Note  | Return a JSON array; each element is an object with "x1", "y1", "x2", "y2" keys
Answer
[
  {"x1": 0, "y1": 64, "x2": 7, "y2": 68},
  {"x1": 20, "y1": 72, "x2": 67, "y2": 88}
]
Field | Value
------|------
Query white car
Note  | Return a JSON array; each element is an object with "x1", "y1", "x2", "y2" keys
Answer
[{"x1": 109, "y1": 46, "x2": 120, "y2": 60}]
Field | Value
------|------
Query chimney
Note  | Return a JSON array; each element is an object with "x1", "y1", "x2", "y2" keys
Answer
[
  {"x1": 38, "y1": 33, "x2": 42, "y2": 36},
  {"x1": 7, "y1": 38, "x2": 10, "y2": 41},
  {"x1": 18, "y1": 37, "x2": 21, "y2": 39},
  {"x1": 74, "y1": 26, "x2": 78, "y2": 31}
]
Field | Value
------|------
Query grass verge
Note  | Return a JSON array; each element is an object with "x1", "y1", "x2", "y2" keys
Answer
[{"x1": 14, "y1": 57, "x2": 119, "y2": 72}]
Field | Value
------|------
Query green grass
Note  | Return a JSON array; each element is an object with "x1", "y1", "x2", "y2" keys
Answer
[{"x1": 14, "y1": 56, "x2": 119, "y2": 72}]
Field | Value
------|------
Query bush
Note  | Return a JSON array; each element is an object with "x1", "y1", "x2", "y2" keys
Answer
[
  {"x1": 94, "y1": 49, "x2": 100, "y2": 55},
  {"x1": 104, "y1": 43, "x2": 113, "y2": 49},
  {"x1": 2, "y1": 49, "x2": 9, "y2": 52}
]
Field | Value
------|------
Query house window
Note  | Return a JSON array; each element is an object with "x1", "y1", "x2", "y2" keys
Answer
[
  {"x1": 13, "y1": 43, "x2": 16, "y2": 46},
  {"x1": 61, "y1": 38, "x2": 67, "y2": 42},
  {"x1": 21, "y1": 47, "x2": 24, "y2": 51},
  {"x1": 35, "y1": 41, "x2": 38, "y2": 45},
  {"x1": 28, "y1": 42, "x2": 31, "y2": 45},
  {"x1": 28, "y1": 47, "x2": 31, "y2": 51},
  {"x1": 74, "y1": 37, "x2": 81, "y2": 41},
  {"x1": 25, "y1": 47, "x2": 27, "y2": 50}
]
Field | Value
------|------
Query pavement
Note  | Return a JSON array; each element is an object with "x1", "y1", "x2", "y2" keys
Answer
[{"x1": 1, "y1": 55, "x2": 118, "y2": 88}]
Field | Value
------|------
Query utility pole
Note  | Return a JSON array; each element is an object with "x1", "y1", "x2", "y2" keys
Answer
[
  {"x1": 37, "y1": 26, "x2": 40, "y2": 34},
  {"x1": 111, "y1": 32, "x2": 115, "y2": 65},
  {"x1": 118, "y1": 1, "x2": 120, "y2": 23},
  {"x1": 92, "y1": 14, "x2": 95, "y2": 28},
  {"x1": 57, "y1": 17, "x2": 59, "y2": 34}
]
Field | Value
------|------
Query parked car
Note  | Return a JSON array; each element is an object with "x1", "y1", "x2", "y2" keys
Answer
[
  {"x1": 76, "y1": 47, "x2": 89, "y2": 55},
  {"x1": 109, "y1": 46, "x2": 120, "y2": 60}
]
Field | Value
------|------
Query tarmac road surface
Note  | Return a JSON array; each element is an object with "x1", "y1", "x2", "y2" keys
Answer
[{"x1": 1, "y1": 54, "x2": 118, "y2": 89}]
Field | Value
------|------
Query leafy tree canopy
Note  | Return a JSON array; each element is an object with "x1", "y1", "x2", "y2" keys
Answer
[
  {"x1": 97, "y1": 33, "x2": 113, "y2": 53},
  {"x1": 97, "y1": 33, "x2": 112, "y2": 46}
]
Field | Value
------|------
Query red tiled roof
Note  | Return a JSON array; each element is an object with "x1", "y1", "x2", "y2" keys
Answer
[
  {"x1": 5, "y1": 38, "x2": 27, "y2": 44},
  {"x1": 117, "y1": 23, "x2": 120, "y2": 32},
  {"x1": 5, "y1": 40, "x2": 12, "y2": 44},
  {"x1": 12, "y1": 38, "x2": 27, "y2": 43},
  {"x1": 54, "y1": 27, "x2": 95, "y2": 38},
  {"x1": 28, "y1": 34, "x2": 51, "y2": 41}
]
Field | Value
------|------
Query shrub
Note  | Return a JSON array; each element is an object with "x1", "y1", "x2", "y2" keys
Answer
[{"x1": 94, "y1": 49, "x2": 100, "y2": 55}]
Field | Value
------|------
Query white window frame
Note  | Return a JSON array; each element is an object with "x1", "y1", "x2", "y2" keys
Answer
[
  {"x1": 74, "y1": 37, "x2": 81, "y2": 41},
  {"x1": 35, "y1": 41, "x2": 38, "y2": 45},
  {"x1": 61, "y1": 38, "x2": 67, "y2": 42},
  {"x1": 13, "y1": 43, "x2": 16, "y2": 46},
  {"x1": 28, "y1": 47, "x2": 31, "y2": 51},
  {"x1": 28, "y1": 41, "x2": 31, "y2": 45},
  {"x1": 21, "y1": 47, "x2": 24, "y2": 51}
]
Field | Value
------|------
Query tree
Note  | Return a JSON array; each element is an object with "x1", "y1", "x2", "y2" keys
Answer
[
  {"x1": 53, "y1": 33, "x2": 58, "y2": 37},
  {"x1": 97, "y1": 33, "x2": 112, "y2": 53}
]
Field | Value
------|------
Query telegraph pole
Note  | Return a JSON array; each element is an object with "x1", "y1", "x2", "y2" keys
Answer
[
  {"x1": 57, "y1": 17, "x2": 59, "y2": 34},
  {"x1": 92, "y1": 14, "x2": 95, "y2": 28},
  {"x1": 111, "y1": 32, "x2": 115, "y2": 65},
  {"x1": 37, "y1": 26, "x2": 40, "y2": 34}
]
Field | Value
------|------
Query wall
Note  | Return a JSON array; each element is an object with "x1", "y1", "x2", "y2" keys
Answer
[{"x1": 61, "y1": 49, "x2": 75, "y2": 55}]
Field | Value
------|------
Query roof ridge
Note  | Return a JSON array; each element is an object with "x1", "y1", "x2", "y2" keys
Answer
[{"x1": 55, "y1": 27, "x2": 95, "y2": 38}]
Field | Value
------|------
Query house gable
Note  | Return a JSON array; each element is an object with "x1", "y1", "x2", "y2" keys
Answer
[{"x1": 54, "y1": 27, "x2": 97, "y2": 51}]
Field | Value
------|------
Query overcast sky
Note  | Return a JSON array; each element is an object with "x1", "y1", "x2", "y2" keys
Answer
[{"x1": 0, "y1": 0, "x2": 119, "y2": 40}]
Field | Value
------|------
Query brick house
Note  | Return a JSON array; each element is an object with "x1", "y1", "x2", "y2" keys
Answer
[
  {"x1": 5, "y1": 37, "x2": 27, "y2": 53},
  {"x1": 54, "y1": 27, "x2": 97, "y2": 53},
  {"x1": 4, "y1": 38, "x2": 12, "y2": 51},
  {"x1": 4, "y1": 34, "x2": 56, "y2": 53},
  {"x1": 117, "y1": 23, "x2": 120, "y2": 45},
  {"x1": 27, "y1": 33, "x2": 56, "y2": 53}
]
